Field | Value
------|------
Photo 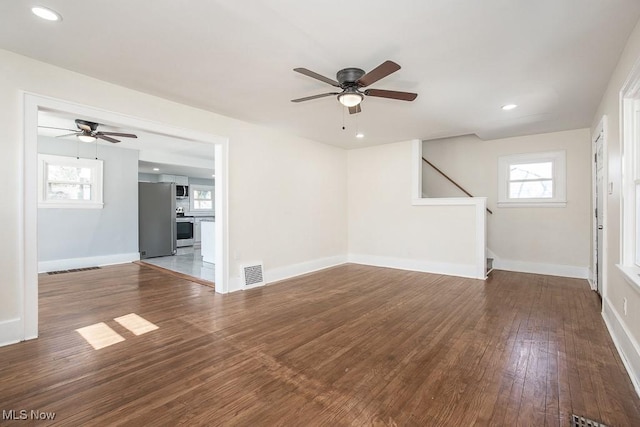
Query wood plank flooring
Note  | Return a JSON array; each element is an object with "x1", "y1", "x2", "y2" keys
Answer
[{"x1": 1, "y1": 263, "x2": 639, "y2": 426}]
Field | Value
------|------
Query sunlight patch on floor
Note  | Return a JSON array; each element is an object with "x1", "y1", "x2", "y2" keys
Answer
[
  {"x1": 76, "y1": 322, "x2": 125, "y2": 350},
  {"x1": 114, "y1": 313, "x2": 159, "y2": 336}
]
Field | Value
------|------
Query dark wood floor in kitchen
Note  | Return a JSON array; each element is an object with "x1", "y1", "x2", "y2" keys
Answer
[{"x1": 1, "y1": 264, "x2": 639, "y2": 426}]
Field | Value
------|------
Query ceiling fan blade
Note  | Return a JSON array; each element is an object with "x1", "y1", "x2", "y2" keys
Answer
[
  {"x1": 348, "y1": 104, "x2": 362, "y2": 114},
  {"x1": 54, "y1": 132, "x2": 81, "y2": 138},
  {"x1": 38, "y1": 125, "x2": 77, "y2": 132},
  {"x1": 293, "y1": 68, "x2": 340, "y2": 87},
  {"x1": 97, "y1": 132, "x2": 138, "y2": 138},
  {"x1": 365, "y1": 89, "x2": 418, "y2": 101},
  {"x1": 291, "y1": 92, "x2": 339, "y2": 103},
  {"x1": 357, "y1": 60, "x2": 401, "y2": 87},
  {"x1": 97, "y1": 134, "x2": 120, "y2": 143}
]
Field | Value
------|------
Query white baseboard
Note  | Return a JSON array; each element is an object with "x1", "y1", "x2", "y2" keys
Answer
[
  {"x1": 265, "y1": 255, "x2": 347, "y2": 285},
  {"x1": 227, "y1": 255, "x2": 348, "y2": 293},
  {"x1": 0, "y1": 318, "x2": 22, "y2": 347},
  {"x1": 226, "y1": 277, "x2": 242, "y2": 294},
  {"x1": 587, "y1": 267, "x2": 596, "y2": 290},
  {"x1": 493, "y1": 258, "x2": 589, "y2": 279},
  {"x1": 602, "y1": 297, "x2": 640, "y2": 398},
  {"x1": 38, "y1": 252, "x2": 140, "y2": 273},
  {"x1": 348, "y1": 254, "x2": 482, "y2": 279}
]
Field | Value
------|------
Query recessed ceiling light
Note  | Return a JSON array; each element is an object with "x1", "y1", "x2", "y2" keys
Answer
[
  {"x1": 356, "y1": 132, "x2": 364, "y2": 139},
  {"x1": 153, "y1": 168, "x2": 160, "y2": 171},
  {"x1": 31, "y1": 6, "x2": 62, "y2": 21},
  {"x1": 501, "y1": 104, "x2": 518, "y2": 111}
]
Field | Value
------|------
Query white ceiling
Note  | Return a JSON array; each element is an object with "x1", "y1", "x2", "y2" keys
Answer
[
  {"x1": 138, "y1": 161, "x2": 214, "y2": 180},
  {"x1": 38, "y1": 109, "x2": 215, "y2": 177},
  {"x1": 3, "y1": 1, "x2": 640, "y2": 148}
]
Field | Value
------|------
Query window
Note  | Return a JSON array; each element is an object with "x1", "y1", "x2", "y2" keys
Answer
[
  {"x1": 619, "y1": 90, "x2": 640, "y2": 288},
  {"x1": 190, "y1": 185, "x2": 214, "y2": 212},
  {"x1": 497, "y1": 151, "x2": 566, "y2": 207},
  {"x1": 38, "y1": 154, "x2": 103, "y2": 209},
  {"x1": 635, "y1": 105, "x2": 640, "y2": 268}
]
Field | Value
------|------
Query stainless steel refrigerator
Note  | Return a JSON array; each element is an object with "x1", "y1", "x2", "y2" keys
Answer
[{"x1": 139, "y1": 182, "x2": 176, "y2": 259}]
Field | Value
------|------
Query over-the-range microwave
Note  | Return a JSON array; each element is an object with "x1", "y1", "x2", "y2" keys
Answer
[{"x1": 176, "y1": 185, "x2": 189, "y2": 198}]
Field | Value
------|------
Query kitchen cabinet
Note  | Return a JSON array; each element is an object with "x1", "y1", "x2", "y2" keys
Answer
[
  {"x1": 194, "y1": 216, "x2": 214, "y2": 244},
  {"x1": 158, "y1": 174, "x2": 188, "y2": 185},
  {"x1": 201, "y1": 220, "x2": 215, "y2": 264}
]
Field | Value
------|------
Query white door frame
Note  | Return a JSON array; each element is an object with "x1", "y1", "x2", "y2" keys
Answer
[
  {"x1": 591, "y1": 115, "x2": 608, "y2": 299},
  {"x1": 22, "y1": 92, "x2": 230, "y2": 340}
]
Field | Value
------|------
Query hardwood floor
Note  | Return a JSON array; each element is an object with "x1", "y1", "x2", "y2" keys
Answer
[{"x1": 1, "y1": 263, "x2": 639, "y2": 426}]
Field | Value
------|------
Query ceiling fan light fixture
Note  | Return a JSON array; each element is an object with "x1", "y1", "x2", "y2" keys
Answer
[
  {"x1": 77, "y1": 134, "x2": 96, "y2": 143},
  {"x1": 338, "y1": 92, "x2": 363, "y2": 107},
  {"x1": 31, "y1": 6, "x2": 62, "y2": 21}
]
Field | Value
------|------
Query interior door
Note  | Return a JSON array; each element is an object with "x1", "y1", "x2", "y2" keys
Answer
[{"x1": 595, "y1": 131, "x2": 604, "y2": 296}]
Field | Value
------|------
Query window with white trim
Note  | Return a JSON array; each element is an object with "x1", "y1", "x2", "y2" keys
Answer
[
  {"x1": 38, "y1": 154, "x2": 104, "y2": 209},
  {"x1": 189, "y1": 185, "x2": 214, "y2": 212},
  {"x1": 497, "y1": 151, "x2": 566, "y2": 207},
  {"x1": 619, "y1": 91, "x2": 640, "y2": 288},
  {"x1": 624, "y1": 99, "x2": 640, "y2": 268}
]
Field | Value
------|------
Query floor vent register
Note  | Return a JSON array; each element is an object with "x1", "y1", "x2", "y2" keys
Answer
[
  {"x1": 47, "y1": 266, "x2": 101, "y2": 275},
  {"x1": 571, "y1": 414, "x2": 608, "y2": 427}
]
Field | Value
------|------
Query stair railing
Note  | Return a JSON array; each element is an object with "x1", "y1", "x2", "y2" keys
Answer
[{"x1": 422, "y1": 157, "x2": 493, "y2": 215}]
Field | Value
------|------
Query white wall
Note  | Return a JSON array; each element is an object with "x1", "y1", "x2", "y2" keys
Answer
[
  {"x1": 422, "y1": 129, "x2": 592, "y2": 278},
  {"x1": 0, "y1": 49, "x2": 348, "y2": 343},
  {"x1": 348, "y1": 140, "x2": 482, "y2": 278},
  {"x1": 592, "y1": 18, "x2": 640, "y2": 393},
  {"x1": 37, "y1": 137, "x2": 139, "y2": 270}
]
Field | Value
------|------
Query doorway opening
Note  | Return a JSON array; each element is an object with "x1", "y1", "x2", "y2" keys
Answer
[
  {"x1": 592, "y1": 116, "x2": 607, "y2": 300},
  {"x1": 22, "y1": 93, "x2": 229, "y2": 341}
]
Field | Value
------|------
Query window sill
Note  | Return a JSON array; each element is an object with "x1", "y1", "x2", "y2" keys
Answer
[
  {"x1": 497, "y1": 201, "x2": 566, "y2": 208},
  {"x1": 617, "y1": 264, "x2": 640, "y2": 296},
  {"x1": 38, "y1": 202, "x2": 104, "y2": 209}
]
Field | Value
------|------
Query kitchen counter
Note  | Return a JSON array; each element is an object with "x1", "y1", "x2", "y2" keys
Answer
[
  {"x1": 183, "y1": 213, "x2": 215, "y2": 218},
  {"x1": 201, "y1": 221, "x2": 215, "y2": 264}
]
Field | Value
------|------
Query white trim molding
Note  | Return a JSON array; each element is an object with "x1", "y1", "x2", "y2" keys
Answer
[
  {"x1": 37, "y1": 154, "x2": 104, "y2": 209},
  {"x1": 591, "y1": 116, "x2": 608, "y2": 294},
  {"x1": 348, "y1": 254, "x2": 482, "y2": 280},
  {"x1": 619, "y1": 56, "x2": 640, "y2": 290},
  {"x1": 0, "y1": 318, "x2": 23, "y2": 347},
  {"x1": 602, "y1": 297, "x2": 640, "y2": 397},
  {"x1": 265, "y1": 255, "x2": 348, "y2": 286},
  {"x1": 38, "y1": 252, "x2": 140, "y2": 273},
  {"x1": 21, "y1": 92, "x2": 230, "y2": 344},
  {"x1": 227, "y1": 255, "x2": 348, "y2": 293},
  {"x1": 617, "y1": 264, "x2": 640, "y2": 294},
  {"x1": 411, "y1": 139, "x2": 423, "y2": 200},
  {"x1": 497, "y1": 150, "x2": 567, "y2": 208},
  {"x1": 493, "y1": 257, "x2": 589, "y2": 279}
]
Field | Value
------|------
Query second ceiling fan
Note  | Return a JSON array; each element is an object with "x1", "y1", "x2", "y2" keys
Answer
[
  {"x1": 39, "y1": 119, "x2": 138, "y2": 143},
  {"x1": 291, "y1": 60, "x2": 417, "y2": 114}
]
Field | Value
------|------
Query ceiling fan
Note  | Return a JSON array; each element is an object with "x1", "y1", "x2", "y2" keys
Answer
[
  {"x1": 39, "y1": 119, "x2": 138, "y2": 143},
  {"x1": 291, "y1": 60, "x2": 417, "y2": 114}
]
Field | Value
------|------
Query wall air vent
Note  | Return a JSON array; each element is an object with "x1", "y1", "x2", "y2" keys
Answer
[{"x1": 241, "y1": 263, "x2": 265, "y2": 289}]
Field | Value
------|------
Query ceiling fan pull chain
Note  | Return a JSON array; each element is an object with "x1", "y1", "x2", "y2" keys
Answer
[{"x1": 342, "y1": 106, "x2": 345, "y2": 130}]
